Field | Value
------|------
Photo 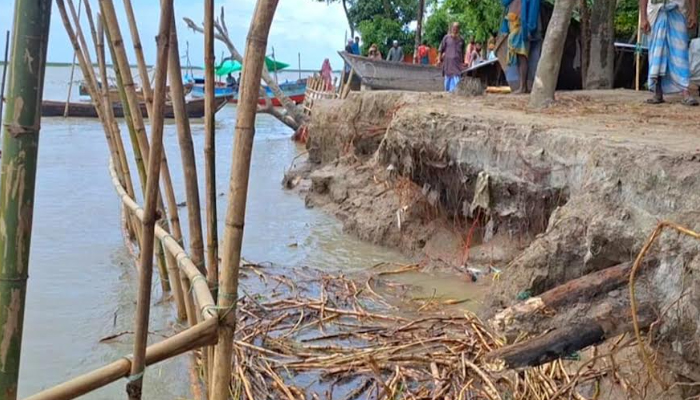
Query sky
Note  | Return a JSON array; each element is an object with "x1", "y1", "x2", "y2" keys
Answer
[{"x1": 0, "y1": 0, "x2": 350, "y2": 71}]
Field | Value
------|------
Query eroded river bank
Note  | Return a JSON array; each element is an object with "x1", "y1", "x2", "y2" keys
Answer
[{"x1": 281, "y1": 89, "x2": 700, "y2": 399}]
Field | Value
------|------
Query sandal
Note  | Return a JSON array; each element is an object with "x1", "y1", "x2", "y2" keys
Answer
[
  {"x1": 682, "y1": 96, "x2": 699, "y2": 106},
  {"x1": 645, "y1": 96, "x2": 665, "y2": 104}
]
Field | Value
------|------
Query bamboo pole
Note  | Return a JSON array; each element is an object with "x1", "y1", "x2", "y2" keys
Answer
[
  {"x1": 24, "y1": 318, "x2": 218, "y2": 400},
  {"x1": 67, "y1": 0, "x2": 99, "y2": 94},
  {"x1": 1, "y1": 31, "x2": 11, "y2": 121},
  {"x1": 0, "y1": 1, "x2": 52, "y2": 398},
  {"x1": 122, "y1": 0, "x2": 154, "y2": 116},
  {"x1": 635, "y1": 11, "x2": 642, "y2": 91},
  {"x1": 126, "y1": 2, "x2": 173, "y2": 398},
  {"x1": 204, "y1": 0, "x2": 219, "y2": 303},
  {"x1": 210, "y1": 0, "x2": 280, "y2": 398},
  {"x1": 168, "y1": 13, "x2": 207, "y2": 324},
  {"x1": 64, "y1": 0, "x2": 82, "y2": 117},
  {"x1": 100, "y1": 0, "x2": 175, "y2": 293}
]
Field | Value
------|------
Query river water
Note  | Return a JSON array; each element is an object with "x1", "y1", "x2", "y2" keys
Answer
[{"x1": 13, "y1": 66, "x2": 408, "y2": 399}]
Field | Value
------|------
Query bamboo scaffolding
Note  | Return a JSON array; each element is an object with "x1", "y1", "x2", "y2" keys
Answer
[
  {"x1": 24, "y1": 317, "x2": 218, "y2": 400},
  {"x1": 204, "y1": 0, "x2": 219, "y2": 306},
  {"x1": 210, "y1": 0, "x2": 280, "y2": 398},
  {"x1": 0, "y1": 1, "x2": 52, "y2": 398},
  {"x1": 64, "y1": 0, "x2": 82, "y2": 117},
  {"x1": 100, "y1": 0, "x2": 175, "y2": 292},
  {"x1": 126, "y1": 2, "x2": 173, "y2": 397}
]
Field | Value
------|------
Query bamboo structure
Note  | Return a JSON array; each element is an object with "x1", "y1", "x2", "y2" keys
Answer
[
  {"x1": 0, "y1": 1, "x2": 52, "y2": 398},
  {"x1": 204, "y1": 0, "x2": 219, "y2": 303},
  {"x1": 122, "y1": 0, "x2": 154, "y2": 115},
  {"x1": 126, "y1": 2, "x2": 173, "y2": 397},
  {"x1": 64, "y1": 0, "x2": 82, "y2": 117},
  {"x1": 210, "y1": 0, "x2": 280, "y2": 398}
]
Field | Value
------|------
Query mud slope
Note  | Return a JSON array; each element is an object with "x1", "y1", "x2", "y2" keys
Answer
[{"x1": 303, "y1": 90, "x2": 700, "y2": 377}]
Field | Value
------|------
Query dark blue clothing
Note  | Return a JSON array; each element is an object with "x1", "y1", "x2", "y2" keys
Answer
[
  {"x1": 500, "y1": 0, "x2": 540, "y2": 39},
  {"x1": 352, "y1": 43, "x2": 360, "y2": 55}
]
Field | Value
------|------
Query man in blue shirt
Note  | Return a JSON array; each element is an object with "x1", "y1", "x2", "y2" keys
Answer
[
  {"x1": 352, "y1": 36, "x2": 361, "y2": 55},
  {"x1": 501, "y1": 0, "x2": 540, "y2": 93}
]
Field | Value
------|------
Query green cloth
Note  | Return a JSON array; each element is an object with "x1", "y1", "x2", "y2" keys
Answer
[{"x1": 215, "y1": 57, "x2": 289, "y2": 76}]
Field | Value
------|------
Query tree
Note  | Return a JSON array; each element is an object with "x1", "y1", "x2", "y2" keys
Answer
[
  {"x1": 529, "y1": 0, "x2": 577, "y2": 108},
  {"x1": 423, "y1": 0, "x2": 501, "y2": 47},
  {"x1": 586, "y1": 0, "x2": 615, "y2": 89},
  {"x1": 357, "y1": 16, "x2": 414, "y2": 55}
]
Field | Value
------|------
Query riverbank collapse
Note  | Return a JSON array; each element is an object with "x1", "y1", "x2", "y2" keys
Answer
[{"x1": 285, "y1": 89, "x2": 700, "y2": 397}]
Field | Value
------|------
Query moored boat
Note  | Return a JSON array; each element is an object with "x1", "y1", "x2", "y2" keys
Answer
[
  {"x1": 41, "y1": 95, "x2": 230, "y2": 119},
  {"x1": 338, "y1": 51, "x2": 444, "y2": 92},
  {"x1": 190, "y1": 80, "x2": 307, "y2": 105}
]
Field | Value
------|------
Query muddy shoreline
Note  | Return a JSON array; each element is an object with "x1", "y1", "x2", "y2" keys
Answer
[{"x1": 284, "y1": 89, "x2": 700, "y2": 396}]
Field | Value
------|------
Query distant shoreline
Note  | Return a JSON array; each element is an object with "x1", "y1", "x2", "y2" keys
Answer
[{"x1": 0, "y1": 61, "x2": 330, "y2": 73}]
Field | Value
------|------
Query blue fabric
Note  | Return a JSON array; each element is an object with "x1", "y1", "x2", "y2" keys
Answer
[
  {"x1": 648, "y1": 4, "x2": 690, "y2": 94},
  {"x1": 445, "y1": 75, "x2": 460, "y2": 92},
  {"x1": 421, "y1": 56, "x2": 430, "y2": 65},
  {"x1": 501, "y1": 0, "x2": 540, "y2": 39},
  {"x1": 352, "y1": 43, "x2": 360, "y2": 55}
]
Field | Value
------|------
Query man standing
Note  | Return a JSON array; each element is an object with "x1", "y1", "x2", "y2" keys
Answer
[
  {"x1": 641, "y1": 0, "x2": 699, "y2": 105},
  {"x1": 417, "y1": 40, "x2": 431, "y2": 64},
  {"x1": 387, "y1": 40, "x2": 404, "y2": 62},
  {"x1": 501, "y1": 0, "x2": 540, "y2": 93},
  {"x1": 439, "y1": 22, "x2": 465, "y2": 92},
  {"x1": 352, "y1": 36, "x2": 361, "y2": 55}
]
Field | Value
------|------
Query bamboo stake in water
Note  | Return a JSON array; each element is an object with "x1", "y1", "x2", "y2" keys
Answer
[
  {"x1": 204, "y1": 0, "x2": 219, "y2": 307},
  {"x1": 168, "y1": 15, "x2": 205, "y2": 323},
  {"x1": 0, "y1": 31, "x2": 10, "y2": 121},
  {"x1": 210, "y1": 0, "x2": 280, "y2": 398},
  {"x1": 0, "y1": 1, "x2": 52, "y2": 398},
  {"x1": 126, "y1": 2, "x2": 174, "y2": 398},
  {"x1": 64, "y1": 0, "x2": 82, "y2": 117}
]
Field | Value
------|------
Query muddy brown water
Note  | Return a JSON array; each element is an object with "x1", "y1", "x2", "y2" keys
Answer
[{"x1": 11, "y1": 66, "x2": 481, "y2": 399}]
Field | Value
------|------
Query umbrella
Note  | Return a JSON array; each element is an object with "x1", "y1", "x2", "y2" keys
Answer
[{"x1": 215, "y1": 57, "x2": 289, "y2": 76}]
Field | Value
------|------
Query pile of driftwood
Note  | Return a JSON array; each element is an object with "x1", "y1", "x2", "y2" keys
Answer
[{"x1": 189, "y1": 262, "x2": 626, "y2": 400}]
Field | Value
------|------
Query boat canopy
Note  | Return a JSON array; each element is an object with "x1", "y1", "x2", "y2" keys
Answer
[{"x1": 215, "y1": 57, "x2": 290, "y2": 76}]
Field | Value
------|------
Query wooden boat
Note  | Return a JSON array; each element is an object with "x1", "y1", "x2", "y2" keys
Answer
[
  {"x1": 190, "y1": 80, "x2": 307, "y2": 106},
  {"x1": 338, "y1": 51, "x2": 443, "y2": 92},
  {"x1": 78, "y1": 81, "x2": 194, "y2": 103},
  {"x1": 41, "y1": 95, "x2": 230, "y2": 119}
]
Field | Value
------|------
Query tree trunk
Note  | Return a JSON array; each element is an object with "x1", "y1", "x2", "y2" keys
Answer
[
  {"x1": 413, "y1": 0, "x2": 425, "y2": 63},
  {"x1": 0, "y1": 1, "x2": 52, "y2": 398},
  {"x1": 210, "y1": 0, "x2": 279, "y2": 398},
  {"x1": 342, "y1": 0, "x2": 354, "y2": 37},
  {"x1": 580, "y1": 0, "x2": 590, "y2": 88},
  {"x1": 529, "y1": 0, "x2": 576, "y2": 108},
  {"x1": 585, "y1": 0, "x2": 615, "y2": 89}
]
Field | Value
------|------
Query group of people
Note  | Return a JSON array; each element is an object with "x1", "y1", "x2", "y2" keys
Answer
[
  {"x1": 344, "y1": 36, "x2": 405, "y2": 62},
  {"x1": 438, "y1": 23, "x2": 497, "y2": 92}
]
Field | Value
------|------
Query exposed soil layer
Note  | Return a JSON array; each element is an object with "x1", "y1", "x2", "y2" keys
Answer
[{"x1": 288, "y1": 89, "x2": 700, "y2": 387}]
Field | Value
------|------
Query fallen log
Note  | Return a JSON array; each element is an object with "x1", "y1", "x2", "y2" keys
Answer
[
  {"x1": 487, "y1": 302, "x2": 655, "y2": 369},
  {"x1": 491, "y1": 261, "x2": 655, "y2": 332}
]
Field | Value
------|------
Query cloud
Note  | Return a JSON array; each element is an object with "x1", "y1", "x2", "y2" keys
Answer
[{"x1": 0, "y1": 0, "x2": 349, "y2": 71}]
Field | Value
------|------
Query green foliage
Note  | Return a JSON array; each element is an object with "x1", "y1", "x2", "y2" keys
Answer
[
  {"x1": 349, "y1": 0, "x2": 418, "y2": 26},
  {"x1": 614, "y1": 0, "x2": 638, "y2": 40},
  {"x1": 424, "y1": 0, "x2": 501, "y2": 48},
  {"x1": 357, "y1": 16, "x2": 415, "y2": 55}
]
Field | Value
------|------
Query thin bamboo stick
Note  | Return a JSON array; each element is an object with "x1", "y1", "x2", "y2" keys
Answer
[
  {"x1": 204, "y1": 0, "x2": 219, "y2": 303},
  {"x1": 210, "y1": 0, "x2": 280, "y2": 398},
  {"x1": 0, "y1": 30, "x2": 9, "y2": 121},
  {"x1": 122, "y1": 0, "x2": 154, "y2": 116},
  {"x1": 0, "y1": 1, "x2": 51, "y2": 398},
  {"x1": 67, "y1": 0, "x2": 99, "y2": 92},
  {"x1": 24, "y1": 317, "x2": 218, "y2": 400},
  {"x1": 64, "y1": 0, "x2": 82, "y2": 117},
  {"x1": 126, "y1": 2, "x2": 173, "y2": 398},
  {"x1": 168, "y1": 16, "x2": 206, "y2": 294}
]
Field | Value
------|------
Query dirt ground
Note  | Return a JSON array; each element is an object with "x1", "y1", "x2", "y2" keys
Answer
[{"x1": 285, "y1": 89, "x2": 700, "y2": 397}]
